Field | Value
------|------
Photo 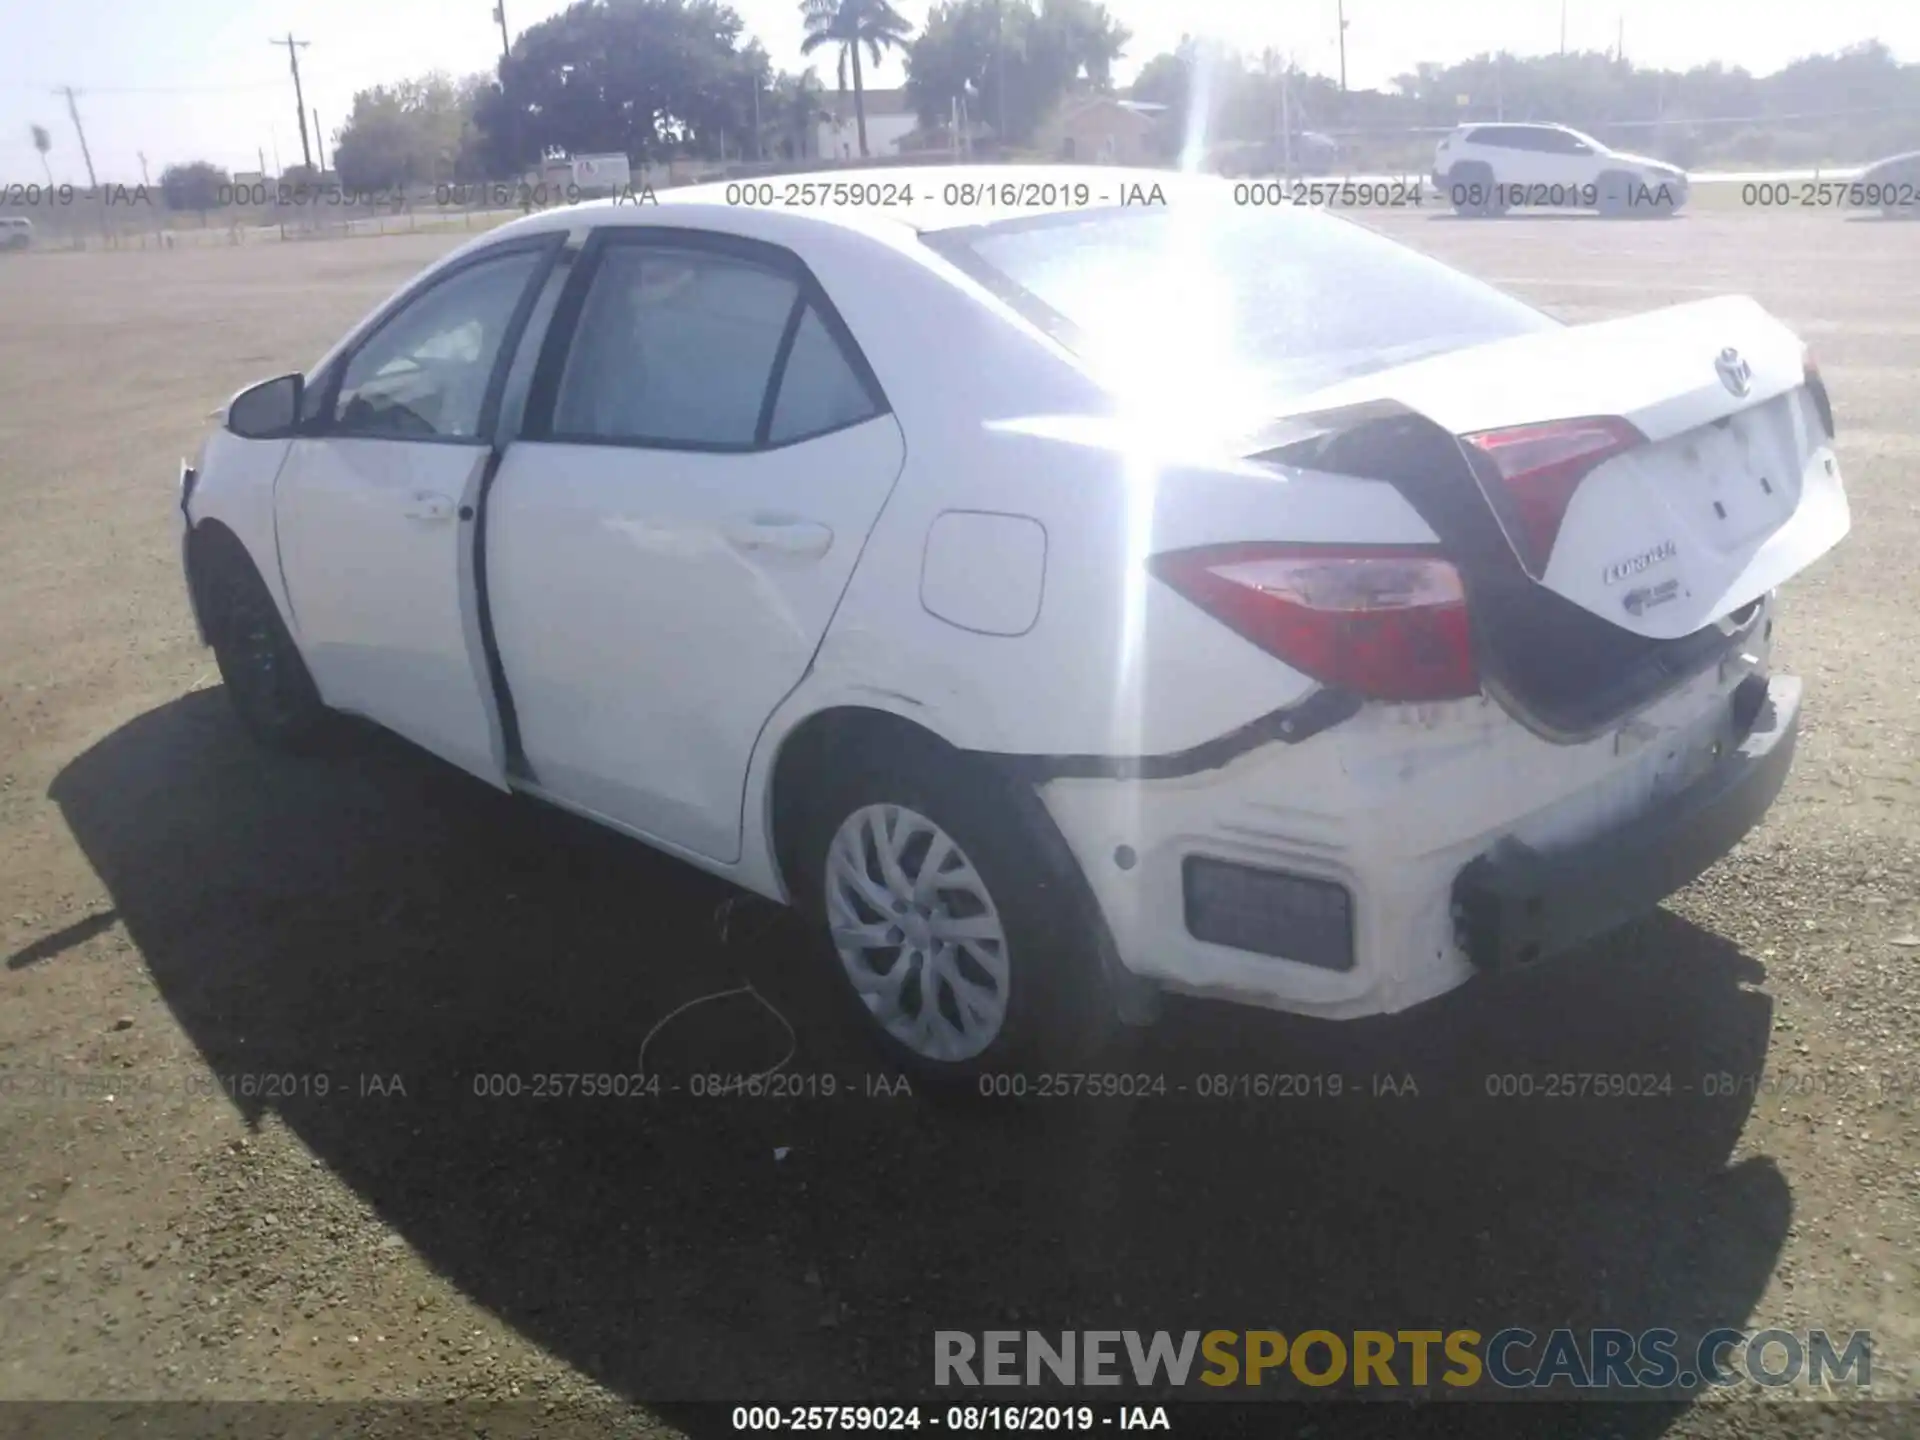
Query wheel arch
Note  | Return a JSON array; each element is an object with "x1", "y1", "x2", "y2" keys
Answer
[
  {"x1": 755, "y1": 699, "x2": 1162, "y2": 1027},
  {"x1": 184, "y1": 518, "x2": 257, "y2": 646},
  {"x1": 761, "y1": 703, "x2": 965, "y2": 907}
]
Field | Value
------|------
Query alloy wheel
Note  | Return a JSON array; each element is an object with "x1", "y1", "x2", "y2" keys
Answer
[{"x1": 824, "y1": 803, "x2": 1010, "y2": 1062}]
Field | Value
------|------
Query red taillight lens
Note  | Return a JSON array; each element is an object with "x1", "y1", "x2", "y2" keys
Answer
[
  {"x1": 1461, "y1": 415, "x2": 1644, "y2": 579},
  {"x1": 1148, "y1": 544, "x2": 1479, "y2": 702}
]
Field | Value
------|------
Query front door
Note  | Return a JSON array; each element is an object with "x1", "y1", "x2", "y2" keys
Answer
[{"x1": 274, "y1": 242, "x2": 552, "y2": 781}]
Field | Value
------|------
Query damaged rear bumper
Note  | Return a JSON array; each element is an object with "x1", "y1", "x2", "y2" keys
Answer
[{"x1": 1451, "y1": 673, "x2": 1798, "y2": 971}]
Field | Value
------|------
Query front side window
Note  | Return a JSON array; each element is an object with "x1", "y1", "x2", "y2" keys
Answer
[{"x1": 331, "y1": 249, "x2": 543, "y2": 440}]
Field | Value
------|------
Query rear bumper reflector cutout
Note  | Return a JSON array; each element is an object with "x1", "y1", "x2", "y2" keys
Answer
[{"x1": 1183, "y1": 856, "x2": 1356, "y2": 972}]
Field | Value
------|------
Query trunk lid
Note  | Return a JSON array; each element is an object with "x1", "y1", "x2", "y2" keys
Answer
[{"x1": 1281, "y1": 295, "x2": 1848, "y2": 640}]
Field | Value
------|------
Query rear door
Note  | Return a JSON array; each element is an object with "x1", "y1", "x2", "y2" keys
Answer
[
  {"x1": 485, "y1": 228, "x2": 907, "y2": 863},
  {"x1": 273, "y1": 238, "x2": 558, "y2": 781}
]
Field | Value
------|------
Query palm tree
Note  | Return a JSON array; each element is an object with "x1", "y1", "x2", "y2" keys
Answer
[
  {"x1": 799, "y1": 0, "x2": 914, "y2": 159},
  {"x1": 30, "y1": 124, "x2": 53, "y2": 187}
]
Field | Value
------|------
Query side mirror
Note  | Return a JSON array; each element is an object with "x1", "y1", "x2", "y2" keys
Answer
[{"x1": 225, "y1": 373, "x2": 304, "y2": 440}]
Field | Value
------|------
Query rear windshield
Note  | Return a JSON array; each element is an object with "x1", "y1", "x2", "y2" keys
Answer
[{"x1": 924, "y1": 200, "x2": 1555, "y2": 421}]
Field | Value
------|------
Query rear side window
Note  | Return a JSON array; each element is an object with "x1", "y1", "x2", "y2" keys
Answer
[
  {"x1": 925, "y1": 199, "x2": 1556, "y2": 420},
  {"x1": 553, "y1": 246, "x2": 797, "y2": 447},
  {"x1": 768, "y1": 306, "x2": 880, "y2": 444},
  {"x1": 1530, "y1": 129, "x2": 1586, "y2": 154},
  {"x1": 546, "y1": 240, "x2": 884, "y2": 450}
]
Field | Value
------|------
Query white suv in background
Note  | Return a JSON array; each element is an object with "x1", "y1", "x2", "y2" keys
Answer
[
  {"x1": 1433, "y1": 123, "x2": 1690, "y2": 217},
  {"x1": 0, "y1": 218, "x2": 32, "y2": 251}
]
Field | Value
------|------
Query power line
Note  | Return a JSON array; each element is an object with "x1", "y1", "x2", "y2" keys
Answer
[{"x1": 0, "y1": 79, "x2": 283, "y2": 94}]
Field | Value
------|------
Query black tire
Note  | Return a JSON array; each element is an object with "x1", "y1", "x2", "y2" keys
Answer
[
  {"x1": 1446, "y1": 163, "x2": 1502, "y2": 218},
  {"x1": 789, "y1": 737, "x2": 1126, "y2": 1096},
  {"x1": 194, "y1": 530, "x2": 336, "y2": 753}
]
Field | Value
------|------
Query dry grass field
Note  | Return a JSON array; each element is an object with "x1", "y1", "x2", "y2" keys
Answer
[{"x1": 0, "y1": 206, "x2": 1915, "y2": 1437}]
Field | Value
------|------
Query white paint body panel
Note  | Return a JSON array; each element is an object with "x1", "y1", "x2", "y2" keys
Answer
[
  {"x1": 487, "y1": 416, "x2": 908, "y2": 864},
  {"x1": 181, "y1": 167, "x2": 1845, "y2": 1023},
  {"x1": 1434, "y1": 124, "x2": 1689, "y2": 201},
  {"x1": 1287, "y1": 295, "x2": 1847, "y2": 638},
  {"x1": 921, "y1": 511, "x2": 1048, "y2": 637},
  {"x1": 1042, "y1": 613, "x2": 1774, "y2": 1018},
  {"x1": 184, "y1": 424, "x2": 296, "y2": 621},
  {"x1": 274, "y1": 437, "x2": 503, "y2": 783}
]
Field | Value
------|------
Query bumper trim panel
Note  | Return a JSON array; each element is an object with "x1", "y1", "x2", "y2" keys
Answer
[{"x1": 1453, "y1": 673, "x2": 1799, "y2": 971}]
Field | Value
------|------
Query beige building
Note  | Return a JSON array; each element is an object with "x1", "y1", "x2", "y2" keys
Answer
[
  {"x1": 1035, "y1": 97, "x2": 1169, "y2": 165},
  {"x1": 816, "y1": 87, "x2": 920, "y2": 161}
]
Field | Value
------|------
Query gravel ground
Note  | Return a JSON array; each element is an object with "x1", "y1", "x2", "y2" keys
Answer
[{"x1": 0, "y1": 208, "x2": 1914, "y2": 1438}]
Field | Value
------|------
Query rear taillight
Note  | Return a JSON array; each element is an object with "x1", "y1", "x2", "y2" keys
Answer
[
  {"x1": 1804, "y1": 351, "x2": 1835, "y2": 438},
  {"x1": 1148, "y1": 544, "x2": 1478, "y2": 702},
  {"x1": 1461, "y1": 415, "x2": 1644, "y2": 580}
]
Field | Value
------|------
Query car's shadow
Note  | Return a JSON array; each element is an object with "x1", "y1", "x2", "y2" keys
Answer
[{"x1": 46, "y1": 689, "x2": 1791, "y2": 1433}]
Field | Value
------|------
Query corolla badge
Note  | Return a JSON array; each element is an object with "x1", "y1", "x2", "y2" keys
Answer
[
  {"x1": 1603, "y1": 539, "x2": 1678, "y2": 586},
  {"x1": 1715, "y1": 345, "x2": 1753, "y2": 397}
]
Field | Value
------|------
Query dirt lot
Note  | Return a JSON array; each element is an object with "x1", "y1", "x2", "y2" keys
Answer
[{"x1": 0, "y1": 209, "x2": 1915, "y2": 1437}]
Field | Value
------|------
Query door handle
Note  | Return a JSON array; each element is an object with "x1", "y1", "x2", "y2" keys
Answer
[
  {"x1": 403, "y1": 491, "x2": 456, "y2": 522},
  {"x1": 722, "y1": 518, "x2": 834, "y2": 558}
]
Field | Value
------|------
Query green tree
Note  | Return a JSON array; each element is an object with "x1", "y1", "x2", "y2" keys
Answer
[
  {"x1": 333, "y1": 72, "x2": 495, "y2": 191},
  {"x1": 29, "y1": 124, "x2": 53, "y2": 187},
  {"x1": 158, "y1": 160, "x2": 229, "y2": 216},
  {"x1": 905, "y1": 0, "x2": 1128, "y2": 145},
  {"x1": 799, "y1": 0, "x2": 915, "y2": 158},
  {"x1": 770, "y1": 69, "x2": 833, "y2": 159},
  {"x1": 473, "y1": 0, "x2": 758, "y2": 172},
  {"x1": 735, "y1": 40, "x2": 776, "y2": 158}
]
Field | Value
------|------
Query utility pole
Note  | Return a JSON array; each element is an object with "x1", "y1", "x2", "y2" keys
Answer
[
  {"x1": 493, "y1": 3, "x2": 518, "y2": 181},
  {"x1": 57, "y1": 87, "x2": 99, "y2": 191},
  {"x1": 1281, "y1": 65, "x2": 1293, "y2": 173},
  {"x1": 1616, "y1": 15, "x2": 1625, "y2": 64},
  {"x1": 137, "y1": 150, "x2": 150, "y2": 186},
  {"x1": 1336, "y1": 0, "x2": 1349, "y2": 93},
  {"x1": 1560, "y1": 0, "x2": 1568, "y2": 55},
  {"x1": 271, "y1": 35, "x2": 314, "y2": 170},
  {"x1": 996, "y1": 0, "x2": 1008, "y2": 145},
  {"x1": 313, "y1": 110, "x2": 325, "y2": 172}
]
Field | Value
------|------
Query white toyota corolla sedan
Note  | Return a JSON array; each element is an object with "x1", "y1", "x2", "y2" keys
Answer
[{"x1": 178, "y1": 166, "x2": 1848, "y2": 1085}]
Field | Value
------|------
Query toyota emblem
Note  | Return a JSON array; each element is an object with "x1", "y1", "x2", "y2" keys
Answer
[{"x1": 1715, "y1": 346, "x2": 1753, "y2": 398}]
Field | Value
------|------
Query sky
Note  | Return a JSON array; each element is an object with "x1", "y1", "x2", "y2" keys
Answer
[{"x1": 2, "y1": 0, "x2": 1914, "y2": 184}]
